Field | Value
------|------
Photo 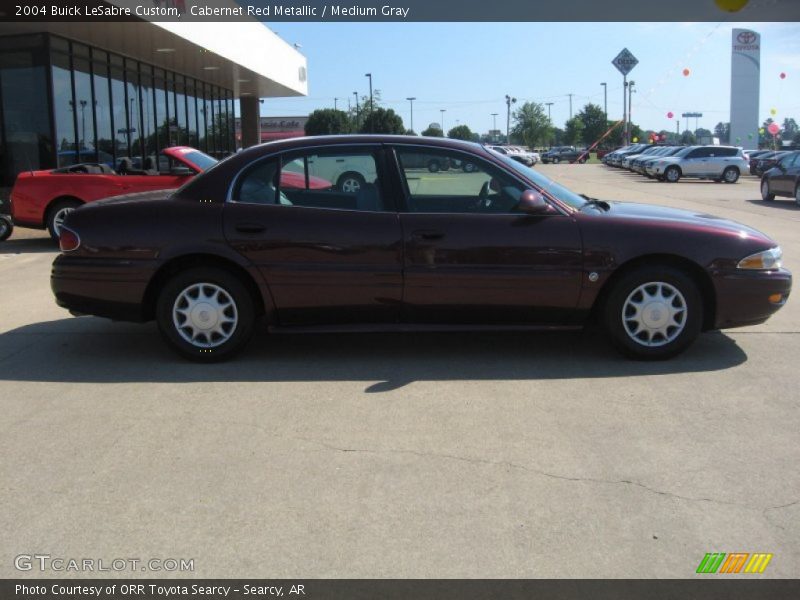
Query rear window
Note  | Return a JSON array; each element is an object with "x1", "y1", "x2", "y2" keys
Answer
[{"x1": 181, "y1": 151, "x2": 218, "y2": 172}]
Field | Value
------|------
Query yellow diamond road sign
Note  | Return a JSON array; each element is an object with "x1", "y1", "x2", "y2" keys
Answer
[{"x1": 612, "y1": 48, "x2": 639, "y2": 76}]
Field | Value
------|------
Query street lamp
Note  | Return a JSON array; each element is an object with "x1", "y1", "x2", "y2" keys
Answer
[
  {"x1": 334, "y1": 97, "x2": 338, "y2": 110},
  {"x1": 491, "y1": 113, "x2": 498, "y2": 142},
  {"x1": 440, "y1": 109, "x2": 446, "y2": 134},
  {"x1": 353, "y1": 91, "x2": 360, "y2": 128},
  {"x1": 364, "y1": 73, "x2": 373, "y2": 132},
  {"x1": 600, "y1": 82, "x2": 607, "y2": 121},
  {"x1": 505, "y1": 94, "x2": 516, "y2": 143},
  {"x1": 406, "y1": 97, "x2": 416, "y2": 133},
  {"x1": 545, "y1": 102, "x2": 553, "y2": 121}
]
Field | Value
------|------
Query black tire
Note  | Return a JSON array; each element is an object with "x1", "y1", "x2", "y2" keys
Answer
[
  {"x1": 463, "y1": 162, "x2": 477, "y2": 173},
  {"x1": 552, "y1": 157, "x2": 561, "y2": 164},
  {"x1": 664, "y1": 166, "x2": 681, "y2": 183},
  {"x1": 156, "y1": 267, "x2": 256, "y2": 362},
  {"x1": 0, "y1": 216, "x2": 12, "y2": 241},
  {"x1": 47, "y1": 198, "x2": 82, "y2": 240},
  {"x1": 761, "y1": 178, "x2": 775, "y2": 201},
  {"x1": 427, "y1": 160, "x2": 441, "y2": 173},
  {"x1": 795, "y1": 184, "x2": 800, "y2": 208},
  {"x1": 578, "y1": 157, "x2": 587, "y2": 164},
  {"x1": 722, "y1": 167, "x2": 740, "y2": 184},
  {"x1": 656, "y1": 175, "x2": 666, "y2": 182},
  {"x1": 603, "y1": 266, "x2": 703, "y2": 360},
  {"x1": 336, "y1": 172, "x2": 365, "y2": 193}
]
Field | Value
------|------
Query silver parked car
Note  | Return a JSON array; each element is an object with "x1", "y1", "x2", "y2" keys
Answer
[{"x1": 646, "y1": 146, "x2": 748, "y2": 183}]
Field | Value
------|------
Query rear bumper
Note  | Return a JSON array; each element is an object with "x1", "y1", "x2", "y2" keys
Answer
[
  {"x1": 712, "y1": 268, "x2": 792, "y2": 329},
  {"x1": 51, "y1": 254, "x2": 158, "y2": 322}
]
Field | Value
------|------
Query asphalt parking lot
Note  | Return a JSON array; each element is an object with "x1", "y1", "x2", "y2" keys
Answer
[{"x1": 1, "y1": 164, "x2": 798, "y2": 578}]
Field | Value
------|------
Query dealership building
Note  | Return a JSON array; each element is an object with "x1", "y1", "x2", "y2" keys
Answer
[{"x1": 0, "y1": 1, "x2": 308, "y2": 195}]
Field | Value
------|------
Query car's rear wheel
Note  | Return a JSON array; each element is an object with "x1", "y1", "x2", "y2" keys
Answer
[
  {"x1": 0, "y1": 216, "x2": 12, "y2": 241},
  {"x1": 156, "y1": 267, "x2": 255, "y2": 362},
  {"x1": 427, "y1": 160, "x2": 441, "y2": 173},
  {"x1": 761, "y1": 179, "x2": 775, "y2": 201},
  {"x1": 795, "y1": 183, "x2": 800, "y2": 208},
  {"x1": 664, "y1": 166, "x2": 681, "y2": 183},
  {"x1": 337, "y1": 172, "x2": 365, "y2": 193},
  {"x1": 463, "y1": 162, "x2": 477, "y2": 173},
  {"x1": 722, "y1": 167, "x2": 740, "y2": 183},
  {"x1": 603, "y1": 266, "x2": 702, "y2": 360},
  {"x1": 47, "y1": 199, "x2": 81, "y2": 240}
]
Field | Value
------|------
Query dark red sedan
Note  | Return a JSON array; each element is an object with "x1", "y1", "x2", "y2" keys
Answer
[{"x1": 51, "y1": 135, "x2": 791, "y2": 361}]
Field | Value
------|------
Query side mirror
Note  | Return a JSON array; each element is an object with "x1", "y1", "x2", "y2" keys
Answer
[
  {"x1": 171, "y1": 167, "x2": 193, "y2": 176},
  {"x1": 518, "y1": 189, "x2": 551, "y2": 214}
]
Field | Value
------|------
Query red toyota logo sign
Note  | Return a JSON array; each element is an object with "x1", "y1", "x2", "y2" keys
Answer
[{"x1": 737, "y1": 31, "x2": 757, "y2": 44}]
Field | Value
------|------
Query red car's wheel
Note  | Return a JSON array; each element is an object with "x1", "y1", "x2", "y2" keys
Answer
[{"x1": 47, "y1": 198, "x2": 82, "y2": 240}]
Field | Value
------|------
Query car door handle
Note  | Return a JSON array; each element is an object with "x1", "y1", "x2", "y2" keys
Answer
[
  {"x1": 235, "y1": 222, "x2": 266, "y2": 233},
  {"x1": 411, "y1": 229, "x2": 444, "y2": 241}
]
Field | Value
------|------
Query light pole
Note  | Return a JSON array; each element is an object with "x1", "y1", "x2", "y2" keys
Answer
[
  {"x1": 353, "y1": 91, "x2": 359, "y2": 128},
  {"x1": 567, "y1": 93, "x2": 574, "y2": 120},
  {"x1": 505, "y1": 94, "x2": 516, "y2": 143},
  {"x1": 79, "y1": 99, "x2": 87, "y2": 148},
  {"x1": 600, "y1": 82, "x2": 607, "y2": 121},
  {"x1": 545, "y1": 102, "x2": 553, "y2": 121},
  {"x1": 440, "y1": 109, "x2": 446, "y2": 134},
  {"x1": 628, "y1": 80, "x2": 635, "y2": 141},
  {"x1": 491, "y1": 113, "x2": 498, "y2": 142},
  {"x1": 406, "y1": 97, "x2": 416, "y2": 133},
  {"x1": 334, "y1": 97, "x2": 338, "y2": 110},
  {"x1": 364, "y1": 73, "x2": 373, "y2": 132}
]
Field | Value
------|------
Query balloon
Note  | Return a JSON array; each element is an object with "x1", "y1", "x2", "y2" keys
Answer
[
  {"x1": 632, "y1": 137, "x2": 639, "y2": 143},
  {"x1": 770, "y1": 108, "x2": 777, "y2": 116},
  {"x1": 759, "y1": 128, "x2": 765, "y2": 134},
  {"x1": 780, "y1": 72, "x2": 787, "y2": 79},
  {"x1": 768, "y1": 122, "x2": 780, "y2": 135},
  {"x1": 682, "y1": 68, "x2": 691, "y2": 77},
  {"x1": 667, "y1": 111, "x2": 674, "y2": 119},
  {"x1": 714, "y1": 0, "x2": 749, "y2": 11}
]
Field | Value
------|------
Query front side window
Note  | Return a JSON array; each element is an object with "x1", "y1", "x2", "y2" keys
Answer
[{"x1": 396, "y1": 148, "x2": 524, "y2": 214}]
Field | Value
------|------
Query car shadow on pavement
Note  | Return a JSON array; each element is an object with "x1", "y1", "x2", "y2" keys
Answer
[
  {"x1": 0, "y1": 317, "x2": 748, "y2": 392},
  {"x1": 0, "y1": 237, "x2": 57, "y2": 254},
  {"x1": 746, "y1": 199, "x2": 800, "y2": 210}
]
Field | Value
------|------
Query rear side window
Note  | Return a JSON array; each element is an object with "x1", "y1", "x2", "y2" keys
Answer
[{"x1": 233, "y1": 159, "x2": 281, "y2": 205}]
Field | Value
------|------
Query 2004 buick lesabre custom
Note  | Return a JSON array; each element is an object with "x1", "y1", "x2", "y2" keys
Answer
[{"x1": 51, "y1": 136, "x2": 791, "y2": 362}]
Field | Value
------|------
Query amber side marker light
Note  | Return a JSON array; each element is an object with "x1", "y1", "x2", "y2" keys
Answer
[
  {"x1": 769, "y1": 293, "x2": 786, "y2": 305},
  {"x1": 59, "y1": 227, "x2": 81, "y2": 252}
]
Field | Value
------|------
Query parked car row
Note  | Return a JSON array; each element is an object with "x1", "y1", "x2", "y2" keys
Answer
[
  {"x1": 760, "y1": 150, "x2": 800, "y2": 206},
  {"x1": 488, "y1": 145, "x2": 540, "y2": 166},
  {"x1": 606, "y1": 144, "x2": 749, "y2": 184},
  {"x1": 750, "y1": 150, "x2": 795, "y2": 177}
]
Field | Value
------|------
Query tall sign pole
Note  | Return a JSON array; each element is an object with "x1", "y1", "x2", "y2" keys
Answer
[{"x1": 612, "y1": 48, "x2": 638, "y2": 146}]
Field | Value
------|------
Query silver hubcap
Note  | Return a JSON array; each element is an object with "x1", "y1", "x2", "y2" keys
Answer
[
  {"x1": 762, "y1": 180, "x2": 770, "y2": 198},
  {"x1": 53, "y1": 207, "x2": 75, "y2": 236},
  {"x1": 666, "y1": 169, "x2": 679, "y2": 182},
  {"x1": 341, "y1": 178, "x2": 361, "y2": 193},
  {"x1": 622, "y1": 282, "x2": 687, "y2": 347},
  {"x1": 172, "y1": 283, "x2": 238, "y2": 348},
  {"x1": 724, "y1": 169, "x2": 737, "y2": 182}
]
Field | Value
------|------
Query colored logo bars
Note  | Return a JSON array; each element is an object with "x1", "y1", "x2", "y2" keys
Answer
[{"x1": 696, "y1": 552, "x2": 773, "y2": 574}]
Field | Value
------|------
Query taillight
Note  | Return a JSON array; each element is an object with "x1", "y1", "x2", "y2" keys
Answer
[{"x1": 59, "y1": 227, "x2": 81, "y2": 252}]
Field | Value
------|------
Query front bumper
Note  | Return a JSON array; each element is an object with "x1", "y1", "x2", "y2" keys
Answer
[
  {"x1": 51, "y1": 254, "x2": 158, "y2": 322},
  {"x1": 712, "y1": 267, "x2": 792, "y2": 329}
]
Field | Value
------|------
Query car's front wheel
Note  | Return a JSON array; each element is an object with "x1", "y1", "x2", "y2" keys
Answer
[
  {"x1": 603, "y1": 266, "x2": 702, "y2": 360},
  {"x1": 156, "y1": 267, "x2": 255, "y2": 362},
  {"x1": 761, "y1": 179, "x2": 775, "y2": 201},
  {"x1": 722, "y1": 167, "x2": 740, "y2": 183},
  {"x1": 664, "y1": 166, "x2": 681, "y2": 183}
]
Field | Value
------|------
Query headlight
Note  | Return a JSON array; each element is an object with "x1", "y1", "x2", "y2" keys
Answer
[{"x1": 737, "y1": 247, "x2": 782, "y2": 270}]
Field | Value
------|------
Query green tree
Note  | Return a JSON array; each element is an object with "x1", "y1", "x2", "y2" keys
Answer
[
  {"x1": 510, "y1": 102, "x2": 552, "y2": 148},
  {"x1": 782, "y1": 118, "x2": 798, "y2": 137},
  {"x1": 575, "y1": 103, "x2": 607, "y2": 148},
  {"x1": 405, "y1": 129, "x2": 417, "y2": 136},
  {"x1": 680, "y1": 130, "x2": 696, "y2": 145},
  {"x1": 359, "y1": 107, "x2": 404, "y2": 134},
  {"x1": 447, "y1": 124, "x2": 474, "y2": 140},
  {"x1": 421, "y1": 125, "x2": 443, "y2": 137},
  {"x1": 305, "y1": 109, "x2": 352, "y2": 136},
  {"x1": 564, "y1": 117, "x2": 585, "y2": 146},
  {"x1": 714, "y1": 121, "x2": 730, "y2": 144}
]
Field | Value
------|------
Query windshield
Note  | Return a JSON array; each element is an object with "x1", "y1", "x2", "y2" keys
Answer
[
  {"x1": 492, "y1": 151, "x2": 587, "y2": 210},
  {"x1": 181, "y1": 150, "x2": 218, "y2": 172}
]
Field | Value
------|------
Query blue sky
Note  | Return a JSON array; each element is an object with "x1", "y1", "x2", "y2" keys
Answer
[{"x1": 257, "y1": 21, "x2": 800, "y2": 134}]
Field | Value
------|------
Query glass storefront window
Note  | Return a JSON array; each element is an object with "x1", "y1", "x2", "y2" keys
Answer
[
  {"x1": 92, "y1": 50, "x2": 114, "y2": 165},
  {"x1": 72, "y1": 56, "x2": 96, "y2": 163},
  {"x1": 186, "y1": 81, "x2": 198, "y2": 147},
  {"x1": 125, "y1": 59, "x2": 142, "y2": 160},
  {"x1": 51, "y1": 50, "x2": 76, "y2": 167},
  {"x1": 140, "y1": 66, "x2": 155, "y2": 159},
  {"x1": 175, "y1": 75, "x2": 188, "y2": 146},
  {"x1": 154, "y1": 69, "x2": 167, "y2": 155},
  {"x1": 110, "y1": 63, "x2": 127, "y2": 159}
]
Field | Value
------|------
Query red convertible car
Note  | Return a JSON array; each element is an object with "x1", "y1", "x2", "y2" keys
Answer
[{"x1": 10, "y1": 146, "x2": 216, "y2": 240}]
